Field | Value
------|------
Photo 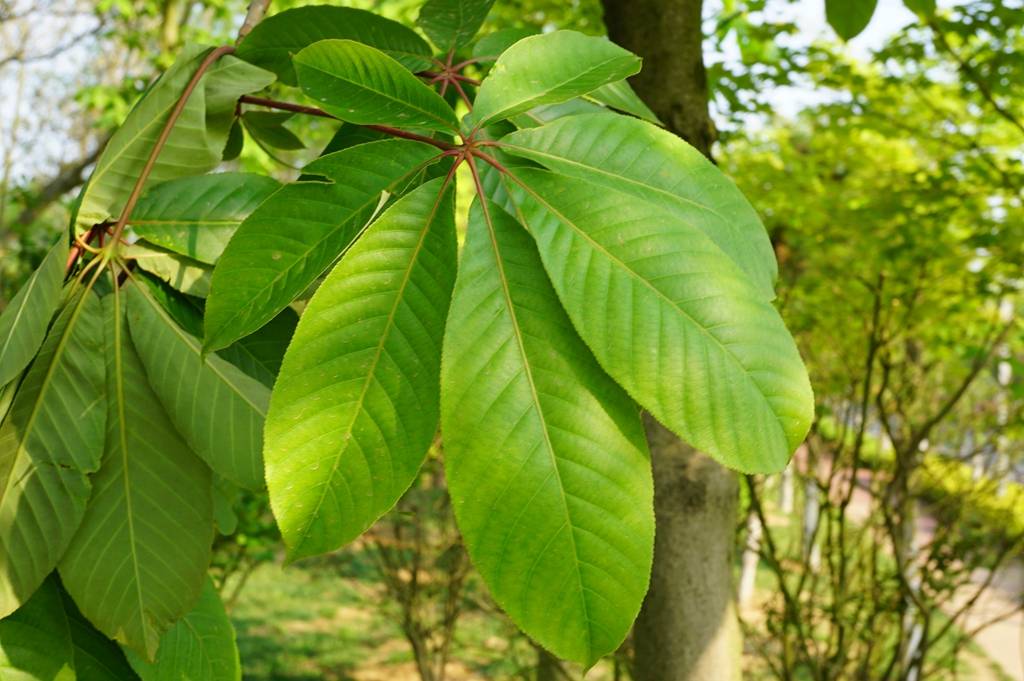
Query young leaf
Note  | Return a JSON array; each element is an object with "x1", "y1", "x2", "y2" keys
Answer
[
  {"x1": 76, "y1": 46, "x2": 274, "y2": 233},
  {"x1": 500, "y1": 113, "x2": 777, "y2": 299},
  {"x1": 241, "y1": 111, "x2": 306, "y2": 151},
  {"x1": 0, "y1": 237, "x2": 68, "y2": 386},
  {"x1": 472, "y1": 31, "x2": 641, "y2": 127},
  {"x1": 266, "y1": 178, "x2": 456, "y2": 561},
  {"x1": 441, "y1": 199, "x2": 653, "y2": 665},
  {"x1": 125, "y1": 580, "x2": 240, "y2": 681},
  {"x1": 826, "y1": 0, "x2": 879, "y2": 40},
  {"x1": 0, "y1": 576, "x2": 76, "y2": 680},
  {"x1": 130, "y1": 173, "x2": 281, "y2": 265},
  {"x1": 295, "y1": 40, "x2": 459, "y2": 133},
  {"x1": 204, "y1": 139, "x2": 438, "y2": 352},
  {"x1": 0, "y1": 289, "x2": 105, "y2": 618},
  {"x1": 236, "y1": 5, "x2": 433, "y2": 85},
  {"x1": 510, "y1": 169, "x2": 814, "y2": 473},
  {"x1": 60, "y1": 289, "x2": 213, "y2": 660},
  {"x1": 125, "y1": 243, "x2": 213, "y2": 298},
  {"x1": 416, "y1": 0, "x2": 496, "y2": 53},
  {"x1": 126, "y1": 281, "x2": 270, "y2": 491}
]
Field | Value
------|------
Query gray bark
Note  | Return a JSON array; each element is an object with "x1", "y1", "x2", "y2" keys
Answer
[{"x1": 600, "y1": 0, "x2": 741, "y2": 678}]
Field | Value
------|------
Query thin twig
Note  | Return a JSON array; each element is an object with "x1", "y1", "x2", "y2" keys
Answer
[{"x1": 236, "y1": 0, "x2": 271, "y2": 44}]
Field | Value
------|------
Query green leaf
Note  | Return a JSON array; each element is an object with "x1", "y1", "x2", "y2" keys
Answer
[
  {"x1": 76, "y1": 45, "x2": 274, "y2": 232},
  {"x1": 441, "y1": 199, "x2": 652, "y2": 665},
  {"x1": 826, "y1": 0, "x2": 879, "y2": 40},
  {"x1": 60, "y1": 286, "x2": 213, "y2": 660},
  {"x1": 222, "y1": 119, "x2": 243, "y2": 161},
  {"x1": 126, "y1": 281, "x2": 270, "y2": 491},
  {"x1": 500, "y1": 113, "x2": 777, "y2": 299},
  {"x1": 241, "y1": 112, "x2": 306, "y2": 151},
  {"x1": 903, "y1": 0, "x2": 935, "y2": 15},
  {"x1": 587, "y1": 80, "x2": 661, "y2": 124},
  {"x1": 0, "y1": 577, "x2": 76, "y2": 680},
  {"x1": 236, "y1": 5, "x2": 433, "y2": 85},
  {"x1": 510, "y1": 168, "x2": 814, "y2": 473},
  {"x1": 221, "y1": 309, "x2": 297, "y2": 385},
  {"x1": 417, "y1": 0, "x2": 496, "y2": 53},
  {"x1": 296, "y1": 40, "x2": 459, "y2": 133},
  {"x1": 62, "y1": 587, "x2": 140, "y2": 681},
  {"x1": 266, "y1": 178, "x2": 456, "y2": 561},
  {"x1": 472, "y1": 31, "x2": 641, "y2": 127},
  {"x1": 125, "y1": 579, "x2": 240, "y2": 681},
  {"x1": 130, "y1": 173, "x2": 281, "y2": 265},
  {"x1": 204, "y1": 139, "x2": 439, "y2": 352},
  {"x1": 471, "y1": 27, "x2": 537, "y2": 62},
  {"x1": 0, "y1": 238, "x2": 68, "y2": 387},
  {"x1": 0, "y1": 289, "x2": 105, "y2": 618},
  {"x1": 126, "y1": 243, "x2": 213, "y2": 298}
]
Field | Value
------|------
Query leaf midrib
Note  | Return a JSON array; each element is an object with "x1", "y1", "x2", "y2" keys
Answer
[
  {"x1": 512, "y1": 170, "x2": 789, "y2": 446},
  {"x1": 291, "y1": 184, "x2": 449, "y2": 555},
  {"x1": 477, "y1": 199, "x2": 593, "y2": 657}
]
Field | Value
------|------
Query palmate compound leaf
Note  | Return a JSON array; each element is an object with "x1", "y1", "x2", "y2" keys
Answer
[
  {"x1": 416, "y1": 0, "x2": 496, "y2": 53},
  {"x1": 266, "y1": 178, "x2": 456, "y2": 561},
  {"x1": 125, "y1": 243, "x2": 213, "y2": 298},
  {"x1": 60, "y1": 283, "x2": 213, "y2": 660},
  {"x1": 471, "y1": 30, "x2": 641, "y2": 127},
  {"x1": 500, "y1": 113, "x2": 777, "y2": 300},
  {"x1": 0, "y1": 288, "x2": 105, "y2": 618},
  {"x1": 295, "y1": 40, "x2": 459, "y2": 133},
  {"x1": 204, "y1": 138, "x2": 439, "y2": 352},
  {"x1": 129, "y1": 173, "x2": 281, "y2": 265},
  {"x1": 236, "y1": 5, "x2": 434, "y2": 85},
  {"x1": 441, "y1": 199, "x2": 653, "y2": 665},
  {"x1": 0, "y1": 238, "x2": 68, "y2": 387},
  {"x1": 75, "y1": 45, "x2": 274, "y2": 233},
  {"x1": 508, "y1": 168, "x2": 814, "y2": 473},
  {"x1": 125, "y1": 579, "x2": 240, "y2": 681},
  {"x1": 126, "y1": 280, "x2": 270, "y2": 491}
]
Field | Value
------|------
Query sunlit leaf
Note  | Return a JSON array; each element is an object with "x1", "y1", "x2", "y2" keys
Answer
[
  {"x1": 442, "y1": 199, "x2": 652, "y2": 665},
  {"x1": 126, "y1": 243, "x2": 213, "y2": 298},
  {"x1": 267, "y1": 178, "x2": 456, "y2": 560}
]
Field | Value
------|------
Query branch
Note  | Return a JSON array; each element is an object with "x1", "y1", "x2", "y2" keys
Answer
[{"x1": 236, "y1": 0, "x2": 271, "y2": 44}]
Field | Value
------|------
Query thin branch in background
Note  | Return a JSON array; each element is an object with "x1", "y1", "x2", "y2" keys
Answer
[{"x1": 236, "y1": 0, "x2": 271, "y2": 44}]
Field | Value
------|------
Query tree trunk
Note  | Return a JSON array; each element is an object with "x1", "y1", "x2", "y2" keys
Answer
[{"x1": 600, "y1": 1, "x2": 742, "y2": 679}]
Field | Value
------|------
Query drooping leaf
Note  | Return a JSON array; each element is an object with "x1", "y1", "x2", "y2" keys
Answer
[
  {"x1": 222, "y1": 119, "x2": 244, "y2": 161},
  {"x1": 826, "y1": 0, "x2": 879, "y2": 40},
  {"x1": 266, "y1": 178, "x2": 456, "y2": 561},
  {"x1": 125, "y1": 579, "x2": 240, "y2": 681},
  {"x1": 903, "y1": 0, "x2": 935, "y2": 15},
  {"x1": 204, "y1": 139, "x2": 438, "y2": 352},
  {"x1": 510, "y1": 168, "x2": 814, "y2": 473},
  {"x1": 471, "y1": 27, "x2": 537, "y2": 62},
  {"x1": 587, "y1": 80, "x2": 660, "y2": 124},
  {"x1": 0, "y1": 576, "x2": 76, "y2": 680},
  {"x1": 441, "y1": 199, "x2": 653, "y2": 665},
  {"x1": 241, "y1": 111, "x2": 306, "y2": 151},
  {"x1": 61, "y1": 587, "x2": 140, "y2": 681},
  {"x1": 500, "y1": 113, "x2": 777, "y2": 299},
  {"x1": 295, "y1": 40, "x2": 459, "y2": 133},
  {"x1": 126, "y1": 281, "x2": 270, "y2": 491},
  {"x1": 0, "y1": 289, "x2": 105, "y2": 618},
  {"x1": 472, "y1": 31, "x2": 641, "y2": 127},
  {"x1": 126, "y1": 243, "x2": 213, "y2": 297},
  {"x1": 0, "y1": 238, "x2": 68, "y2": 386},
  {"x1": 76, "y1": 45, "x2": 274, "y2": 232},
  {"x1": 236, "y1": 5, "x2": 433, "y2": 85},
  {"x1": 60, "y1": 286, "x2": 213, "y2": 659},
  {"x1": 130, "y1": 174, "x2": 281, "y2": 265},
  {"x1": 416, "y1": 0, "x2": 496, "y2": 53}
]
